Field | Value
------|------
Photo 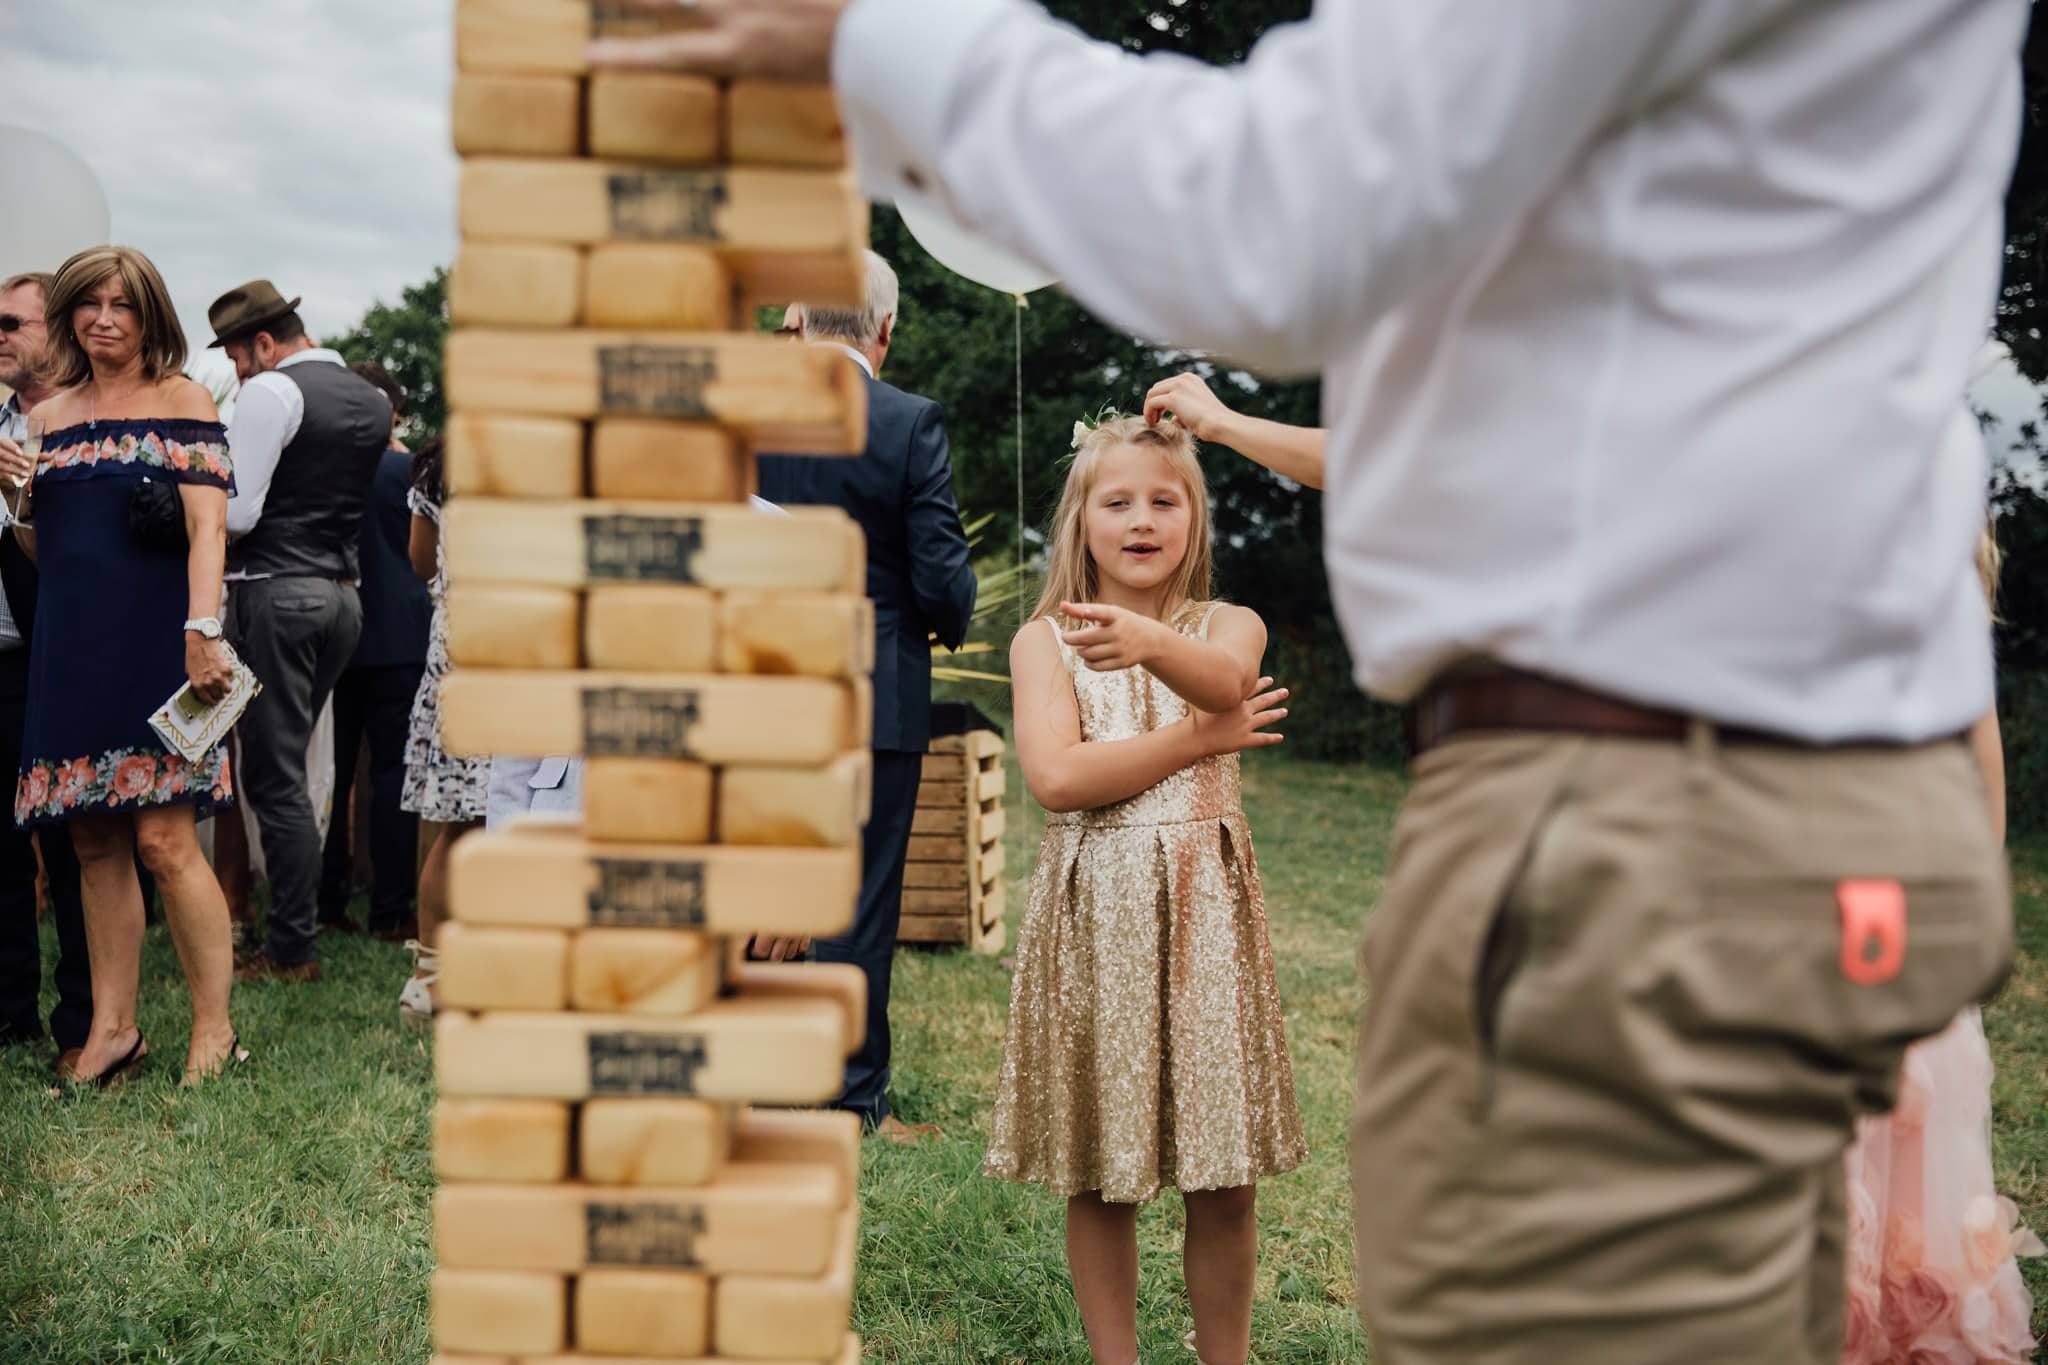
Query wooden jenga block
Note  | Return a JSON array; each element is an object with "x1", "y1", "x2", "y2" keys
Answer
[
  {"x1": 727, "y1": 82, "x2": 846, "y2": 168},
  {"x1": 445, "y1": 412, "x2": 585, "y2": 499},
  {"x1": 439, "y1": 671, "x2": 863, "y2": 764},
  {"x1": 438, "y1": 923, "x2": 571, "y2": 1012},
  {"x1": 434, "y1": 1099, "x2": 572, "y2": 1184},
  {"x1": 583, "y1": 244, "x2": 731, "y2": 330},
  {"x1": 981, "y1": 841, "x2": 1007, "y2": 885},
  {"x1": 728, "y1": 961, "x2": 866, "y2": 1055},
  {"x1": 432, "y1": 1269, "x2": 568, "y2": 1355},
  {"x1": 978, "y1": 765, "x2": 1005, "y2": 801},
  {"x1": 460, "y1": 161, "x2": 861, "y2": 253},
  {"x1": 449, "y1": 831, "x2": 859, "y2": 937},
  {"x1": 574, "y1": 1268, "x2": 712, "y2": 1356},
  {"x1": 588, "y1": 420, "x2": 752, "y2": 501},
  {"x1": 570, "y1": 927, "x2": 720, "y2": 1015},
  {"x1": 452, "y1": 74, "x2": 581, "y2": 156},
  {"x1": 580, "y1": 756, "x2": 714, "y2": 843},
  {"x1": 586, "y1": 72, "x2": 720, "y2": 164},
  {"x1": 712, "y1": 1210, "x2": 857, "y2": 1360},
  {"x1": 979, "y1": 805, "x2": 1006, "y2": 843},
  {"x1": 448, "y1": 71, "x2": 577, "y2": 157},
  {"x1": 443, "y1": 498, "x2": 861, "y2": 591},
  {"x1": 919, "y1": 753, "x2": 963, "y2": 782},
  {"x1": 717, "y1": 592, "x2": 873, "y2": 679},
  {"x1": 455, "y1": 0, "x2": 694, "y2": 75},
  {"x1": 445, "y1": 585, "x2": 581, "y2": 670},
  {"x1": 583, "y1": 585, "x2": 718, "y2": 673},
  {"x1": 435, "y1": 999, "x2": 845, "y2": 1103},
  {"x1": 733, "y1": 1109, "x2": 861, "y2": 1210},
  {"x1": 580, "y1": 1097, "x2": 731, "y2": 1186},
  {"x1": 900, "y1": 889, "x2": 970, "y2": 917},
  {"x1": 718, "y1": 752, "x2": 870, "y2": 848},
  {"x1": 451, "y1": 243, "x2": 583, "y2": 328},
  {"x1": 444, "y1": 329, "x2": 865, "y2": 454},
  {"x1": 435, "y1": 1161, "x2": 841, "y2": 1274}
]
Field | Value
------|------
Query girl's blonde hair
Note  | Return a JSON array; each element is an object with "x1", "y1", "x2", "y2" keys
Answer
[
  {"x1": 1031, "y1": 414, "x2": 1213, "y2": 623},
  {"x1": 44, "y1": 245, "x2": 187, "y2": 390}
]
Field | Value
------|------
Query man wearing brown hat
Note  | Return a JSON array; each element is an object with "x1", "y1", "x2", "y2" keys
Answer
[{"x1": 208, "y1": 281, "x2": 388, "y2": 983}]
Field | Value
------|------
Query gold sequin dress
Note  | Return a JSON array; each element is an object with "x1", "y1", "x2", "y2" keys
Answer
[{"x1": 984, "y1": 605, "x2": 1306, "y2": 1204}]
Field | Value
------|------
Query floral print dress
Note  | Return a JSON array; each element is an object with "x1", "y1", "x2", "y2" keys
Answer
[
  {"x1": 15, "y1": 419, "x2": 236, "y2": 827},
  {"x1": 399, "y1": 485, "x2": 487, "y2": 823}
]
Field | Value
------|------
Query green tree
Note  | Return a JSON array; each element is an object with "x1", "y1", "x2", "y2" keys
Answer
[{"x1": 323, "y1": 267, "x2": 450, "y2": 441}]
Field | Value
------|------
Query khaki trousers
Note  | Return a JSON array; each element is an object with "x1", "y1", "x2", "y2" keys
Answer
[{"x1": 1352, "y1": 727, "x2": 2011, "y2": 1365}]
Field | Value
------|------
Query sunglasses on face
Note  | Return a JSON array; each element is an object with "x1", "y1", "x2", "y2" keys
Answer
[{"x1": 0, "y1": 315, "x2": 33, "y2": 334}]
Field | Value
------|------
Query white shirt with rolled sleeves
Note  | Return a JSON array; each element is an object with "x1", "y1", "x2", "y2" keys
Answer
[{"x1": 833, "y1": 0, "x2": 2028, "y2": 742}]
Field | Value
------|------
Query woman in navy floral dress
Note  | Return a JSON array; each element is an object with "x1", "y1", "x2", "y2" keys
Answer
[{"x1": 11, "y1": 246, "x2": 245, "y2": 1087}]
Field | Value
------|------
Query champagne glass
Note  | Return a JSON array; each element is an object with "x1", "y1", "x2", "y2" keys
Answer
[{"x1": 7, "y1": 416, "x2": 42, "y2": 527}]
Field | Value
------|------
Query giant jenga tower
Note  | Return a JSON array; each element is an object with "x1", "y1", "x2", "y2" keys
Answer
[{"x1": 429, "y1": 5, "x2": 872, "y2": 1362}]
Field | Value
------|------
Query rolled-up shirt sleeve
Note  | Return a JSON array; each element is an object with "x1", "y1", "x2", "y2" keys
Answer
[
  {"x1": 223, "y1": 375, "x2": 295, "y2": 538},
  {"x1": 834, "y1": 0, "x2": 1769, "y2": 374}
]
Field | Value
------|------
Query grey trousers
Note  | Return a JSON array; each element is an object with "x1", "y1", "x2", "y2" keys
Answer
[{"x1": 230, "y1": 577, "x2": 363, "y2": 966}]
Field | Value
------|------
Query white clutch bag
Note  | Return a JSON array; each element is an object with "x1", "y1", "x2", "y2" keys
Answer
[{"x1": 148, "y1": 644, "x2": 262, "y2": 764}]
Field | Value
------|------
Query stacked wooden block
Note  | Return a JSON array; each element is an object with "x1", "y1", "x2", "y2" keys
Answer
[
  {"x1": 431, "y1": 5, "x2": 871, "y2": 1362},
  {"x1": 897, "y1": 731, "x2": 1007, "y2": 953}
]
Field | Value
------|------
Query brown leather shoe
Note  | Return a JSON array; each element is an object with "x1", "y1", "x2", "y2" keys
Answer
[
  {"x1": 874, "y1": 1113, "x2": 943, "y2": 1145},
  {"x1": 234, "y1": 953, "x2": 321, "y2": 984}
]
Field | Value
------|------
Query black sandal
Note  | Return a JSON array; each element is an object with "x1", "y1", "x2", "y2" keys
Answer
[
  {"x1": 49, "y1": 1031, "x2": 147, "y2": 1097},
  {"x1": 181, "y1": 1033, "x2": 251, "y2": 1088}
]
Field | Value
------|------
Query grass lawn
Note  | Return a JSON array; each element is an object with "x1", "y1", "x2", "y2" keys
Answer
[{"x1": 0, "y1": 753, "x2": 2041, "y2": 1363}]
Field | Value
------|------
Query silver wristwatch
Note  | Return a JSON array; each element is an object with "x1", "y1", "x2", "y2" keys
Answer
[{"x1": 184, "y1": 616, "x2": 224, "y2": 640}]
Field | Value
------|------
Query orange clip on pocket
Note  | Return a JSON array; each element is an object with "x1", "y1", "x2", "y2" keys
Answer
[{"x1": 1837, "y1": 878, "x2": 1906, "y2": 986}]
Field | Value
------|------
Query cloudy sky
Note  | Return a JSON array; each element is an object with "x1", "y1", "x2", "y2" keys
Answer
[
  {"x1": 1, "y1": 1, "x2": 2042, "y2": 451},
  {"x1": 3, "y1": 2, "x2": 457, "y2": 393}
]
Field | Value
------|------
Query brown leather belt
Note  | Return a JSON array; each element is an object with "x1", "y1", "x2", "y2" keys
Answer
[{"x1": 1408, "y1": 668, "x2": 1809, "y2": 758}]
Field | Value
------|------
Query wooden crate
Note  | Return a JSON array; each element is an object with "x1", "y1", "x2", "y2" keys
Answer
[{"x1": 898, "y1": 730, "x2": 1006, "y2": 952}]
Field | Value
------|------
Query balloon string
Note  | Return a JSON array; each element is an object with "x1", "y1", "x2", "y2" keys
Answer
[{"x1": 1015, "y1": 296, "x2": 1026, "y2": 631}]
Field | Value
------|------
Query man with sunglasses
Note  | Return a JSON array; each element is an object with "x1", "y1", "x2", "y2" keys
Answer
[{"x1": 0, "y1": 270, "x2": 90, "y2": 1074}]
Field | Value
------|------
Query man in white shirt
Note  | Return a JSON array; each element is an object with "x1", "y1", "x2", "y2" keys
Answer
[
  {"x1": 209, "y1": 281, "x2": 388, "y2": 984},
  {"x1": 595, "y1": 4, "x2": 2026, "y2": 1361}
]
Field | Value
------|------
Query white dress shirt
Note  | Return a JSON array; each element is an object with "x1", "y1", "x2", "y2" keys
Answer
[
  {"x1": 224, "y1": 348, "x2": 350, "y2": 575},
  {"x1": 835, "y1": 0, "x2": 2028, "y2": 741}
]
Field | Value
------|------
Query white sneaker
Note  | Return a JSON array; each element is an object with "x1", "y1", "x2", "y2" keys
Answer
[{"x1": 400, "y1": 940, "x2": 438, "y2": 1029}]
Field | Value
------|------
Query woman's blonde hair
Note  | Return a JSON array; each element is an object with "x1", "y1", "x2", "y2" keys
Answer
[
  {"x1": 1030, "y1": 414, "x2": 1213, "y2": 623},
  {"x1": 43, "y1": 246, "x2": 187, "y2": 389},
  {"x1": 1977, "y1": 522, "x2": 2003, "y2": 621}
]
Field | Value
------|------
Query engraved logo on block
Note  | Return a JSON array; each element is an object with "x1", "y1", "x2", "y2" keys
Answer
[
  {"x1": 589, "y1": 859, "x2": 708, "y2": 928},
  {"x1": 583, "y1": 513, "x2": 705, "y2": 583},
  {"x1": 606, "y1": 171, "x2": 730, "y2": 241},
  {"x1": 588, "y1": 1031, "x2": 710, "y2": 1095},
  {"x1": 585, "y1": 1202, "x2": 707, "y2": 1268},
  {"x1": 580, "y1": 686, "x2": 701, "y2": 757},
  {"x1": 597, "y1": 344, "x2": 718, "y2": 418}
]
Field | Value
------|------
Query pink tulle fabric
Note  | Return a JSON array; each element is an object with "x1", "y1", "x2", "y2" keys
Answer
[{"x1": 1841, "y1": 1009, "x2": 2042, "y2": 1364}]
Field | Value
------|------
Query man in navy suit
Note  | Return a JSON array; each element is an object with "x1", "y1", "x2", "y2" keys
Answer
[{"x1": 759, "y1": 252, "x2": 977, "y2": 1137}]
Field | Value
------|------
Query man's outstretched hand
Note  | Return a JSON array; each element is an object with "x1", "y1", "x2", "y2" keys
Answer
[{"x1": 588, "y1": 0, "x2": 842, "y2": 82}]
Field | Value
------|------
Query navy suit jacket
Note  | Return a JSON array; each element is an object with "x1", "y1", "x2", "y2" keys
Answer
[
  {"x1": 350, "y1": 447, "x2": 432, "y2": 670},
  {"x1": 758, "y1": 364, "x2": 977, "y2": 754}
]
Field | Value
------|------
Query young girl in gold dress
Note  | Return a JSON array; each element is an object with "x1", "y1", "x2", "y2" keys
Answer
[{"x1": 986, "y1": 414, "x2": 1305, "y2": 1365}]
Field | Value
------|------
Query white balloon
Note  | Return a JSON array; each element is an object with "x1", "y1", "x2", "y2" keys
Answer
[
  {"x1": 896, "y1": 194, "x2": 1057, "y2": 297},
  {"x1": 0, "y1": 127, "x2": 111, "y2": 273}
]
